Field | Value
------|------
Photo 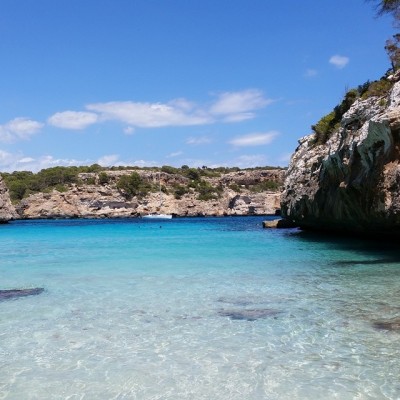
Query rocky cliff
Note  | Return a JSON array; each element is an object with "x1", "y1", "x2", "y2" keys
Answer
[
  {"x1": 0, "y1": 176, "x2": 17, "y2": 222},
  {"x1": 281, "y1": 75, "x2": 400, "y2": 235},
  {"x1": 15, "y1": 169, "x2": 284, "y2": 219}
]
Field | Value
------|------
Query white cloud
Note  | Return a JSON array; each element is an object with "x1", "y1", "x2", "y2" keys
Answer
[
  {"x1": 222, "y1": 113, "x2": 255, "y2": 122},
  {"x1": 329, "y1": 55, "x2": 349, "y2": 69},
  {"x1": 48, "y1": 111, "x2": 98, "y2": 130},
  {"x1": 128, "y1": 159, "x2": 160, "y2": 168},
  {"x1": 229, "y1": 131, "x2": 279, "y2": 147},
  {"x1": 167, "y1": 151, "x2": 183, "y2": 158},
  {"x1": 123, "y1": 126, "x2": 135, "y2": 135},
  {"x1": 210, "y1": 89, "x2": 273, "y2": 121},
  {"x1": 186, "y1": 136, "x2": 212, "y2": 145},
  {"x1": 305, "y1": 69, "x2": 318, "y2": 77},
  {"x1": 97, "y1": 154, "x2": 120, "y2": 166},
  {"x1": 0, "y1": 118, "x2": 44, "y2": 142},
  {"x1": 277, "y1": 152, "x2": 293, "y2": 165},
  {"x1": 235, "y1": 154, "x2": 267, "y2": 168},
  {"x1": 86, "y1": 100, "x2": 211, "y2": 128},
  {"x1": 0, "y1": 152, "x2": 89, "y2": 172}
]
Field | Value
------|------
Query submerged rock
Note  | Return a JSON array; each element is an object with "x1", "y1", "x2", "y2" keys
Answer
[
  {"x1": 372, "y1": 319, "x2": 400, "y2": 331},
  {"x1": 0, "y1": 288, "x2": 44, "y2": 301},
  {"x1": 218, "y1": 308, "x2": 281, "y2": 321},
  {"x1": 281, "y1": 79, "x2": 400, "y2": 235}
]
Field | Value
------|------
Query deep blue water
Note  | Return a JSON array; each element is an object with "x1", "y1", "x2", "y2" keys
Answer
[{"x1": 0, "y1": 216, "x2": 399, "y2": 399}]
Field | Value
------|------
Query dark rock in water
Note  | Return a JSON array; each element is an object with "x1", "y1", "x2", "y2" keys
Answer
[
  {"x1": 0, "y1": 288, "x2": 44, "y2": 301},
  {"x1": 218, "y1": 308, "x2": 281, "y2": 321},
  {"x1": 372, "y1": 319, "x2": 400, "y2": 331},
  {"x1": 262, "y1": 219, "x2": 298, "y2": 229}
]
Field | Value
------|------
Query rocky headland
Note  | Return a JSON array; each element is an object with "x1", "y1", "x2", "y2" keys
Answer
[
  {"x1": 2, "y1": 168, "x2": 284, "y2": 220},
  {"x1": 281, "y1": 72, "x2": 400, "y2": 235}
]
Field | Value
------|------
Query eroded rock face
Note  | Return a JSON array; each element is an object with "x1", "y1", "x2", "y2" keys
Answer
[
  {"x1": 281, "y1": 80, "x2": 400, "y2": 235},
  {"x1": 0, "y1": 176, "x2": 17, "y2": 222},
  {"x1": 15, "y1": 169, "x2": 284, "y2": 219}
]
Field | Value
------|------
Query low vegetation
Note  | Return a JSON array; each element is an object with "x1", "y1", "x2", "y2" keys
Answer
[{"x1": 311, "y1": 75, "x2": 395, "y2": 145}]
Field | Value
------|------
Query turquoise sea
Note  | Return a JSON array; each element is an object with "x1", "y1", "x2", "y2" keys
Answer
[{"x1": 0, "y1": 216, "x2": 400, "y2": 399}]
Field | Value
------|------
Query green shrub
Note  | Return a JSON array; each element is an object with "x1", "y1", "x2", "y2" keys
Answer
[
  {"x1": 116, "y1": 172, "x2": 150, "y2": 199},
  {"x1": 185, "y1": 168, "x2": 201, "y2": 181},
  {"x1": 312, "y1": 89, "x2": 359, "y2": 145},
  {"x1": 86, "y1": 177, "x2": 96, "y2": 185},
  {"x1": 361, "y1": 79, "x2": 393, "y2": 99},
  {"x1": 55, "y1": 184, "x2": 68, "y2": 193},
  {"x1": 249, "y1": 180, "x2": 280, "y2": 192},
  {"x1": 229, "y1": 183, "x2": 242, "y2": 192},
  {"x1": 196, "y1": 180, "x2": 222, "y2": 201},
  {"x1": 173, "y1": 185, "x2": 189, "y2": 199},
  {"x1": 98, "y1": 172, "x2": 110, "y2": 185},
  {"x1": 161, "y1": 165, "x2": 178, "y2": 174}
]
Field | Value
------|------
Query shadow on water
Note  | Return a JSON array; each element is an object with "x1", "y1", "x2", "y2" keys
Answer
[
  {"x1": 287, "y1": 228, "x2": 400, "y2": 266},
  {"x1": 283, "y1": 229, "x2": 400, "y2": 332}
]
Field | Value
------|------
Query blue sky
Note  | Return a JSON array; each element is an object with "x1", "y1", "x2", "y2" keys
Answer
[{"x1": 0, "y1": 0, "x2": 395, "y2": 172}]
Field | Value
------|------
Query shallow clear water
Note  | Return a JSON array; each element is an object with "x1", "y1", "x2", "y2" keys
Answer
[{"x1": 1, "y1": 216, "x2": 400, "y2": 399}]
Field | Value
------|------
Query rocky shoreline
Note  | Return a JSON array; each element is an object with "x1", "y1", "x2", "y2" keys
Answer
[{"x1": 0, "y1": 168, "x2": 284, "y2": 221}]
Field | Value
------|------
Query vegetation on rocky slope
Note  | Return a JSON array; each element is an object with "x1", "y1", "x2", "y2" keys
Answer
[
  {"x1": 1, "y1": 165, "x2": 284, "y2": 204},
  {"x1": 311, "y1": 0, "x2": 400, "y2": 146}
]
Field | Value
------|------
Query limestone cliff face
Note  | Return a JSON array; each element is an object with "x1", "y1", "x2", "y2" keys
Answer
[
  {"x1": 16, "y1": 169, "x2": 283, "y2": 219},
  {"x1": 0, "y1": 176, "x2": 16, "y2": 222},
  {"x1": 281, "y1": 78, "x2": 400, "y2": 234}
]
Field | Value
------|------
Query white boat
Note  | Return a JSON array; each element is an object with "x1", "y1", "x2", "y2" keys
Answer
[
  {"x1": 142, "y1": 213, "x2": 172, "y2": 219},
  {"x1": 142, "y1": 172, "x2": 173, "y2": 219}
]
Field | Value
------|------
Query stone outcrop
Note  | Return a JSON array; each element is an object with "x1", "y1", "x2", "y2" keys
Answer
[
  {"x1": 0, "y1": 176, "x2": 17, "y2": 222},
  {"x1": 15, "y1": 169, "x2": 284, "y2": 219},
  {"x1": 281, "y1": 78, "x2": 400, "y2": 235}
]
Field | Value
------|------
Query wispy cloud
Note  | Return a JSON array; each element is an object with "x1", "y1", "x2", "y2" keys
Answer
[
  {"x1": 123, "y1": 126, "x2": 135, "y2": 135},
  {"x1": 210, "y1": 89, "x2": 273, "y2": 122},
  {"x1": 186, "y1": 136, "x2": 212, "y2": 145},
  {"x1": 97, "y1": 154, "x2": 120, "y2": 166},
  {"x1": 4, "y1": 89, "x2": 273, "y2": 143},
  {"x1": 304, "y1": 68, "x2": 318, "y2": 78},
  {"x1": 229, "y1": 131, "x2": 279, "y2": 147},
  {"x1": 166, "y1": 151, "x2": 183, "y2": 158},
  {"x1": 329, "y1": 55, "x2": 349, "y2": 69},
  {"x1": 81, "y1": 89, "x2": 272, "y2": 130},
  {"x1": 0, "y1": 118, "x2": 44, "y2": 142},
  {"x1": 234, "y1": 154, "x2": 267, "y2": 168},
  {"x1": 0, "y1": 151, "x2": 89, "y2": 172},
  {"x1": 86, "y1": 100, "x2": 211, "y2": 128},
  {"x1": 48, "y1": 111, "x2": 98, "y2": 130}
]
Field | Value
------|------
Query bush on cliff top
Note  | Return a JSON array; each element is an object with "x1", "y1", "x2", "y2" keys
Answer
[
  {"x1": 311, "y1": 75, "x2": 394, "y2": 146},
  {"x1": 311, "y1": 89, "x2": 358, "y2": 145}
]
